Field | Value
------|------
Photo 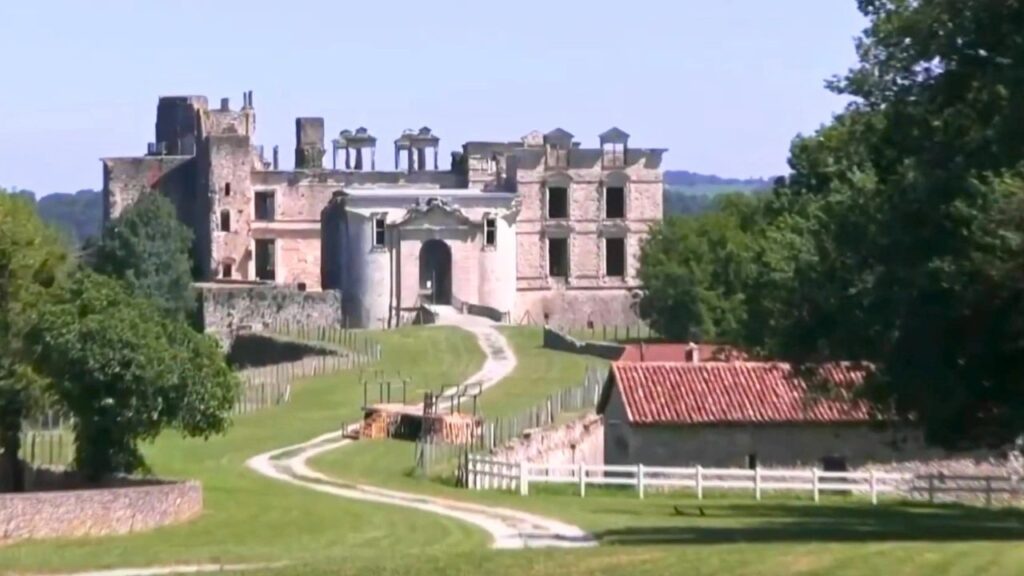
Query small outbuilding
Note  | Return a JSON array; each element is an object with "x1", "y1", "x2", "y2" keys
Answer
[{"x1": 597, "y1": 360, "x2": 943, "y2": 470}]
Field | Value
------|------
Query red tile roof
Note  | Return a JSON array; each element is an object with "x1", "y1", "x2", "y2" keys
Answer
[
  {"x1": 604, "y1": 362, "x2": 873, "y2": 425},
  {"x1": 617, "y1": 343, "x2": 746, "y2": 363}
]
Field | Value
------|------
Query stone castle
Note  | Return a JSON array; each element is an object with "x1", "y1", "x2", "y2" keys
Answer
[{"x1": 102, "y1": 92, "x2": 667, "y2": 328}]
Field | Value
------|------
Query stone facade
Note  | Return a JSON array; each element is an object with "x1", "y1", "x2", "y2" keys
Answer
[
  {"x1": 601, "y1": 386, "x2": 950, "y2": 469},
  {"x1": 0, "y1": 480, "x2": 202, "y2": 544},
  {"x1": 102, "y1": 93, "x2": 667, "y2": 328}
]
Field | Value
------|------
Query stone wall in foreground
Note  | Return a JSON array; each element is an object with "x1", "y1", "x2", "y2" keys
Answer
[
  {"x1": 490, "y1": 413, "x2": 605, "y2": 472},
  {"x1": 0, "y1": 480, "x2": 202, "y2": 544}
]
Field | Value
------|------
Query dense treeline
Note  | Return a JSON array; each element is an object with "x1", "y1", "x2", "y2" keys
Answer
[{"x1": 640, "y1": 0, "x2": 1024, "y2": 451}]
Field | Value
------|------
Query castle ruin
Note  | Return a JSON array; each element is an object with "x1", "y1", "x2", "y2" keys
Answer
[{"x1": 102, "y1": 93, "x2": 667, "y2": 328}]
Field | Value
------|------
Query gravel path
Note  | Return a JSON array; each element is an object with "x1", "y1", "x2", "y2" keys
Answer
[{"x1": 246, "y1": 310, "x2": 595, "y2": 549}]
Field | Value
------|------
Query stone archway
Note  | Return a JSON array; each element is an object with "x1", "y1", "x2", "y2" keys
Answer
[{"x1": 419, "y1": 239, "x2": 452, "y2": 305}]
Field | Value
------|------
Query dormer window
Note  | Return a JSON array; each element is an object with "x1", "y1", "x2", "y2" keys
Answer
[
  {"x1": 544, "y1": 128, "x2": 574, "y2": 170},
  {"x1": 600, "y1": 127, "x2": 630, "y2": 169}
]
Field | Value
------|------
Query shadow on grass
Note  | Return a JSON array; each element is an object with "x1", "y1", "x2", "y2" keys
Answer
[{"x1": 596, "y1": 501, "x2": 1024, "y2": 545}]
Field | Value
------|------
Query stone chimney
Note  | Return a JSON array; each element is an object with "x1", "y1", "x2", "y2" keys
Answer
[{"x1": 685, "y1": 343, "x2": 700, "y2": 364}]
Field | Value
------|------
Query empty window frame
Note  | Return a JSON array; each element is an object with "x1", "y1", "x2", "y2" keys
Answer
[
  {"x1": 224, "y1": 182, "x2": 232, "y2": 196},
  {"x1": 254, "y1": 239, "x2": 276, "y2": 281},
  {"x1": 219, "y1": 209, "x2": 231, "y2": 232},
  {"x1": 605, "y1": 186, "x2": 625, "y2": 219},
  {"x1": 484, "y1": 217, "x2": 497, "y2": 247},
  {"x1": 547, "y1": 187, "x2": 568, "y2": 219},
  {"x1": 373, "y1": 216, "x2": 386, "y2": 248},
  {"x1": 254, "y1": 191, "x2": 275, "y2": 221},
  {"x1": 548, "y1": 237, "x2": 569, "y2": 278},
  {"x1": 546, "y1": 147, "x2": 569, "y2": 169},
  {"x1": 221, "y1": 263, "x2": 233, "y2": 279},
  {"x1": 605, "y1": 237, "x2": 625, "y2": 277},
  {"x1": 603, "y1": 143, "x2": 625, "y2": 168}
]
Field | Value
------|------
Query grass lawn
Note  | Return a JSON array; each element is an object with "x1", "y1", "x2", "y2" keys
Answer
[{"x1": 5, "y1": 326, "x2": 1024, "y2": 576}]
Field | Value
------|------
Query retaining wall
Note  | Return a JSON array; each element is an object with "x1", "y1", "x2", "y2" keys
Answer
[
  {"x1": 491, "y1": 413, "x2": 604, "y2": 472},
  {"x1": 0, "y1": 480, "x2": 202, "y2": 544},
  {"x1": 542, "y1": 327, "x2": 625, "y2": 360}
]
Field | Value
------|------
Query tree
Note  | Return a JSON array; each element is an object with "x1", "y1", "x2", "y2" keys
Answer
[
  {"x1": 29, "y1": 271, "x2": 239, "y2": 480},
  {"x1": 92, "y1": 192, "x2": 195, "y2": 322},
  {"x1": 0, "y1": 191, "x2": 68, "y2": 491},
  {"x1": 638, "y1": 193, "x2": 763, "y2": 343},
  {"x1": 768, "y1": 0, "x2": 1024, "y2": 449}
]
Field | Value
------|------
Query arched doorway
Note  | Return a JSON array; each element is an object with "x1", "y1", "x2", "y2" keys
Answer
[{"x1": 419, "y1": 239, "x2": 452, "y2": 305}]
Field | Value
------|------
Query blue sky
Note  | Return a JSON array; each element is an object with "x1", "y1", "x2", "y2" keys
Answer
[{"x1": 0, "y1": 1, "x2": 865, "y2": 194}]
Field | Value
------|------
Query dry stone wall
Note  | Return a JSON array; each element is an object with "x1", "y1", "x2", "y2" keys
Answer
[
  {"x1": 0, "y1": 480, "x2": 202, "y2": 544},
  {"x1": 490, "y1": 413, "x2": 604, "y2": 472}
]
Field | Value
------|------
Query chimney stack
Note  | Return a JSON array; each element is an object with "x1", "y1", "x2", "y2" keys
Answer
[
  {"x1": 685, "y1": 343, "x2": 700, "y2": 364},
  {"x1": 272, "y1": 145, "x2": 280, "y2": 170},
  {"x1": 220, "y1": 97, "x2": 230, "y2": 111}
]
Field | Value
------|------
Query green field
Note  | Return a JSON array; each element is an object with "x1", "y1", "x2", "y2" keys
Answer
[{"x1": 3, "y1": 326, "x2": 1024, "y2": 576}]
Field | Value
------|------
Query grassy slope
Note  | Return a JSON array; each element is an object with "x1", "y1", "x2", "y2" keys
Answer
[
  {"x1": 307, "y1": 329, "x2": 1024, "y2": 576},
  {"x1": 0, "y1": 327, "x2": 486, "y2": 572},
  {"x1": 6, "y1": 326, "x2": 1024, "y2": 576}
]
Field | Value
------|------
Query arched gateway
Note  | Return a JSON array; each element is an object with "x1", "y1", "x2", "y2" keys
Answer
[{"x1": 419, "y1": 239, "x2": 452, "y2": 305}]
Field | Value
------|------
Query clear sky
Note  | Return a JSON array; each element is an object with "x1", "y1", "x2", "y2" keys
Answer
[{"x1": 0, "y1": 1, "x2": 865, "y2": 194}]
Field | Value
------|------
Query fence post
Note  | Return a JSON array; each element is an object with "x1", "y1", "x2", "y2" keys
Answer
[
  {"x1": 696, "y1": 465, "x2": 703, "y2": 500},
  {"x1": 755, "y1": 466, "x2": 761, "y2": 501},
  {"x1": 519, "y1": 460, "x2": 529, "y2": 496},
  {"x1": 637, "y1": 463, "x2": 645, "y2": 499},
  {"x1": 812, "y1": 468, "x2": 820, "y2": 503},
  {"x1": 985, "y1": 477, "x2": 993, "y2": 507},
  {"x1": 578, "y1": 463, "x2": 586, "y2": 498},
  {"x1": 870, "y1": 469, "x2": 878, "y2": 505},
  {"x1": 928, "y1": 475, "x2": 935, "y2": 504}
]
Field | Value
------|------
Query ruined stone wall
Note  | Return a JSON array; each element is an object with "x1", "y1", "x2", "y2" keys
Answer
[
  {"x1": 542, "y1": 326, "x2": 625, "y2": 360},
  {"x1": 515, "y1": 288, "x2": 641, "y2": 326},
  {"x1": 0, "y1": 481, "x2": 202, "y2": 544},
  {"x1": 101, "y1": 156, "x2": 196, "y2": 222},
  {"x1": 491, "y1": 414, "x2": 604, "y2": 471},
  {"x1": 197, "y1": 284, "x2": 343, "y2": 342},
  {"x1": 207, "y1": 135, "x2": 256, "y2": 281}
]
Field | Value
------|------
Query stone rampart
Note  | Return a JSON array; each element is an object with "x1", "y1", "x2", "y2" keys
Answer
[
  {"x1": 197, "y1": 283, "x2": 343, "y2": 346},
  {"x1": 0, "y1": 480, "x2": 202, "y2": 544}
]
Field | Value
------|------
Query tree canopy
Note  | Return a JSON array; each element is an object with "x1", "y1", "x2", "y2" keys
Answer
[
  {"x1": 639, "y1": 0, "x2": 1024, "y2": 450},
  {"x1": 92, "y1": 191, "x2": 195, "y2": 322},
  {"x1": 29, "y1": 270, "x2": 239, "y2": 480}
]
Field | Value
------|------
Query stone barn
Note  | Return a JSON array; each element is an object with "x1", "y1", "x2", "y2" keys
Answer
[{"x1": 597, "y1": 361, "x2": 946, "y2": 470}]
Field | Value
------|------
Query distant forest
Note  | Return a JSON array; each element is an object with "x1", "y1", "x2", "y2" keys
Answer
[
  {"x1": 662, "y1": 170, "x2": 772, "y2": 216},
  {"x1": 3, "y1": 188, "x2": 103, "y2": 247},
  {"x1": 4, "y1": 170, "x2": 771, "y2": 243}
]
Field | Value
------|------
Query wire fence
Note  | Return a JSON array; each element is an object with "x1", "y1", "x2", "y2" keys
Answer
[
  {"x1": 16, "y1": 429, "x2": 74, "y2": 468},
  {"x1": 558, "y1": 323, "x2": 660, "y2": 343},
  {"x1": 414, "y1": 365, "x2": 606, "y2": 476},
  {"x1": 267, "y1": 320, "x2": 383, "y2": 359}
]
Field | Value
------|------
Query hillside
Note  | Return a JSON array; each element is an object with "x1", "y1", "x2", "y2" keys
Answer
[
  {"x1": 1, "y1": 188, "x2": 103, "y2": 246},
  {"x1": 662, "y1": 170, "x2": 774, "y2": 216}
]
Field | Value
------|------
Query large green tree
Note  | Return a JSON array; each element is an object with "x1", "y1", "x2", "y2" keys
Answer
[
  {"x1": 0, "y1": 191, "x2": 68, "y2": 491},
  {"x1": 92, "y1": 192, "x2": 195, "y2": 322},
  {"x1": 770, "y1": 0, "x2": 1024, "y2": 449},
  {"x1": 29, "y1": 270, "x2": 239, "y2": 480},
  {"x1": 638, "y1": 193, "x2": 763, "y2": 343}
]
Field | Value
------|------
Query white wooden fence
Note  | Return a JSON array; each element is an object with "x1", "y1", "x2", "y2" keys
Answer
[{"x1": 464, "y1": 455, "x2": 1021, "y2": 506}]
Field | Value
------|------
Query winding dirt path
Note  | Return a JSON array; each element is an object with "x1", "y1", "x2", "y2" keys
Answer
[{"x1": 246, "y1": 310, "x2": 595, "y2": 549}]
